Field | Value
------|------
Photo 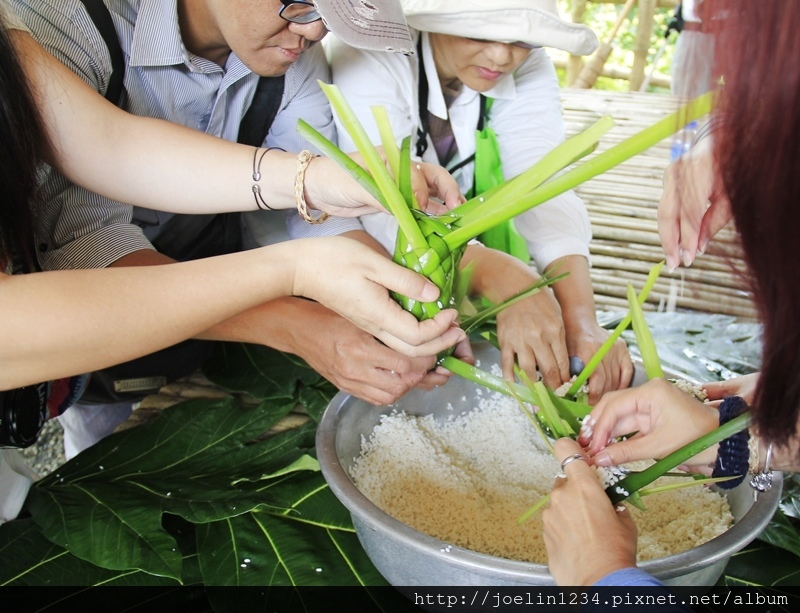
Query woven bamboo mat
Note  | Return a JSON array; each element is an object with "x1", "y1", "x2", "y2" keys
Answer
[{"x1": 559, "y1": 89, "x2": 757, "y2": 320}]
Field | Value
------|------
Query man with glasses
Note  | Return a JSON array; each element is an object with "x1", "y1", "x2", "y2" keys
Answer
[{"x1": 10, "y1": 0, "x2": 441, "y2": 457}]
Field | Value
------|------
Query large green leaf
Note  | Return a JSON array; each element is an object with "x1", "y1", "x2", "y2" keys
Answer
[
  {"x1": 780, "y1": 473, "x2": 800, "y2": 520},
  {"x1": 722, "y1": 541, "x2": 800, "y2": 586},
  {"x1": 297, "y1": 381, "x2": 339, "y2": 423},
  {"x1": 26, "y1": 397, "x2": 318, "y2": 580},
  {"x1": 203, "y1": 342, "x2": 337, "y2": 417},
  {"x1": 757, "y1": 509, "x2": 800, "y2": 559},
  {"x1": 268, "y1": 471, "x2": 354, "y2": 530},
  {"x1": 0, "y1": 518, "x2": 187, "y2": 586},
  {"x1": 197, "y1": 512, "x2": 386, "y2": 586}
]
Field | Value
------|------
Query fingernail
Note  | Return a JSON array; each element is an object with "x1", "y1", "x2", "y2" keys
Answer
[
  {"x1": 594, "y1": 451, "x2": 612, "y2": 466},
  {"x1": 698, "y1": 238, "x2": 709, "y2": 255},
  {"x1": 420, "y1": 283, "x2": 439, "y2": 301},
  {"x1": 666, "y1": 255, "x2": 679, "y2": 272},
  {"x1": 416, "y1": 164, "x2": 422, "y2": 170},
  {"x1": 681, "y1": 249, "x2": 693, "y2": 268}
]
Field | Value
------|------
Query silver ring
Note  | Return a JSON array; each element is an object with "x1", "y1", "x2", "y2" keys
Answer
[{"x1": 560, "y1": 454, "x2": 586, "y2": 470}]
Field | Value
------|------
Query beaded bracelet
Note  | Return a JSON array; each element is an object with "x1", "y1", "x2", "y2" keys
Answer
[{"x1": 712, "y1": 395, "x2": 750, "y2": 489}]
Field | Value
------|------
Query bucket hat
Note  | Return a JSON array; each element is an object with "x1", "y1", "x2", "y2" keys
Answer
[
  {"x1": 400, "y1": 0, "x2": 598, "y2": 56},
  {"x1": 314, "y1": 0, "x2": 414, "y2": 54}
]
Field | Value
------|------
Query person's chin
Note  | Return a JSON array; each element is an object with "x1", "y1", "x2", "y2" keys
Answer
[{"x1": 248, "y1": 49, "x2": 302, "y2": 77}]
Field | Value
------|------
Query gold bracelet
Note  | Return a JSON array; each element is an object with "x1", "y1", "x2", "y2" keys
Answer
[{"x1": 295, "y1": 150, "x2": 328, "y2": 224}]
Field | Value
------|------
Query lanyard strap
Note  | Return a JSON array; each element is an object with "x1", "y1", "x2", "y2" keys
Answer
[{"x1": 415, "y1": 36, "x2": 488, "y2": 165}]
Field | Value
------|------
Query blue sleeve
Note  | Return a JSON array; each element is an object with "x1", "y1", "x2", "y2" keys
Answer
[
  {"x1": 585, "y1": 568, "x2": 692, "y2": 613},
  {"x1": 594, "y1": 567, "x2": 666, "y2": 587}
]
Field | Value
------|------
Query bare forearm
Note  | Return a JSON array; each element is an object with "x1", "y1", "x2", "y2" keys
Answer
[
  {"x1": 461, "y1": 244, "x2": 542, "y2": 301},
  {"x1": 16, "y1": 30, "x2": 348, "y2": 216},
  {"x1": 195, "y1": 296, "x2": 331, "y2": 350},
  {"x1": 0, "y1": 247, "x2": 298, "y2": 389},
  {"x1": 545, "y1": 255, "x2": 597, "y2": 333},
  {"x1": 197, "y1": 230, "x2": 388, "y2": 348}
]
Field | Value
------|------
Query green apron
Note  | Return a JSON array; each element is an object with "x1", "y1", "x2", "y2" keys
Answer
[
  {"x1": 471, "y1": 98, "x2": 530, "y2": 264},
  {"x1": 414, "y1": 37, "x2": 529, "y2": 264}
]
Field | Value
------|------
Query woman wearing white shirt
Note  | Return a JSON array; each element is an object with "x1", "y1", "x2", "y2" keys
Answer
[{"x1": 326, "y1": 0, "x2": 633, "y2": 401}]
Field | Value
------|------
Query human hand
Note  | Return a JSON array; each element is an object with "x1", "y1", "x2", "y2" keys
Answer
[
  {"x1": 703, "y1": 372, "x2": 759, "y2": 407},
  {"x1": 416, "y1": 335, "x2": 475, "y2": 390},
  {"x1": 543, "y1": 438, "x2": 638, "y2": 586},
  {"x1": 292, "y1": 313, "x2": 438, "y2": 405},
  {"x1": 578, "y1": 378, "x2": 720, "y2": 471},
  {"x1": 460, "y1": 245, "x2": 570, "y2": 388},
  {"x1": 306, "y1": 152, "x2": 464, "y2": 218},
  {"x1": 565, "y1": 320, "x2": 634, "y2": 405},
  {"x1": 496, "y1": 290, "x2": 570, "y2": 389},
  {"x1": 658, "y1": 136, "x2": 731, "y2": 270},
  {"x1": 293, "y1": 237, "x2": 466, "y2": 358}
]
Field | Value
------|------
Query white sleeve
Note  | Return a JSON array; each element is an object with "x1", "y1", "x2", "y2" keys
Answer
[
  {"x1": 328, "y1": 36, "x2": 419, "y2": 154},
  {"x1": 490, "y1": 50, "x2": 592, "y2": 271}
]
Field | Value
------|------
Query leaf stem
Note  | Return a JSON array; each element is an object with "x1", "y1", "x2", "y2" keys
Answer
[
  {"x1": 567, "y1": 261, "x2": 665, "y2": 396},
  {"x1": 444, "y1": 116, "x2": 615, "y2": 249},
  {"x1": 627, "y1": 283, "x2": 665, "y2": 379},
  {"x1": 446, "y1": 93, "x2": 713, "y2": 251},
  {"x1": 319, "y1": 82, "x2": 428, "y2": 251}
]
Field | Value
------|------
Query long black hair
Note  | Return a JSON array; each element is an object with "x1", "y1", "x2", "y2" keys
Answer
[{"x1": 0, "y1": 15, "x2": 51, "y2": 269}]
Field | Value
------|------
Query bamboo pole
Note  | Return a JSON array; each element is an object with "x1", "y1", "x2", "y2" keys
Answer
[
  {"x1": 554, "y1": 57, "x2": 672, "y2": 89},
  {"x1": 630, "y1": 0, "x2": 657, "y2": 91},
  {"x1": 566, "y1": 0, "x2": 589, "y2": 87},
  {"x1": 573, "y1": 0, "x2": 638, "y2": 89}
]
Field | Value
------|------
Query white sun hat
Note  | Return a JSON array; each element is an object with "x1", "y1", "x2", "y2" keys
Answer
[
  {"x1": 314, "y1": 0, "x2": 414, "y2": 54},
  {"x1": 400, "y1": 0, "x2": 599, "y2": 56}
]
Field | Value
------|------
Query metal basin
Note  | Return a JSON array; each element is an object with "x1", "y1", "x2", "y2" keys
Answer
[{"x1": 316, "y1": 342, "x2": 781, "y2": 586}]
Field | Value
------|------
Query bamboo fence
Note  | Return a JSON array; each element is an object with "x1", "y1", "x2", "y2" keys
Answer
[{"x1": 559, "y1": 88, "x2": 757, "y2": 320}]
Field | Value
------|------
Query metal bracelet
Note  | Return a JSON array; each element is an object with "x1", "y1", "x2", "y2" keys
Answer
[
  {"x1": 251, "y1": 147, "x2": 286, "y2": 211},
  {"x1": 749, "y1": 443, "x2": 774, "y2": 501}
]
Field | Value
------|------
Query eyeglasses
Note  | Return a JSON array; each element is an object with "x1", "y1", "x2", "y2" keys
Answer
[{"x1": 279, "y1": 0, "x2": 321, "y2": 24}]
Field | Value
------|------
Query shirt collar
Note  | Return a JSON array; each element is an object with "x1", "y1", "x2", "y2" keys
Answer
[
  {"x1": 420, "y1": 30, "x2": 518, "y2": 118},
  {"x1": 129, "y1": 0, "x2": 252, "y2": 81},
  {"x1": 129, "y1": 0, "x2": 188, "y2": 67}
]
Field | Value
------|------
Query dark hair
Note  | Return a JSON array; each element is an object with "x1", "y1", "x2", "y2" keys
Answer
[
  {"x1": 0, "y1": 15, "x2": 51, "y2": 269},
  {"x1": 707, "y1": 1, "x2": 800, "y2": 448}
]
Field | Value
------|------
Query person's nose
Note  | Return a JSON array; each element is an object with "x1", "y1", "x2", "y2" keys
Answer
[
  {"x1": 289, "y1": 19, "x2": 327, "y2": 43},
  {"x1": 484, "y1": 42, "x2": 515, "y2": 67}
]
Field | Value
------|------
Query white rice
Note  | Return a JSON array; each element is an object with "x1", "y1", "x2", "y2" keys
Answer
[{"x1": 350, "y1": 389, "x2": 733, "y2": 564}]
